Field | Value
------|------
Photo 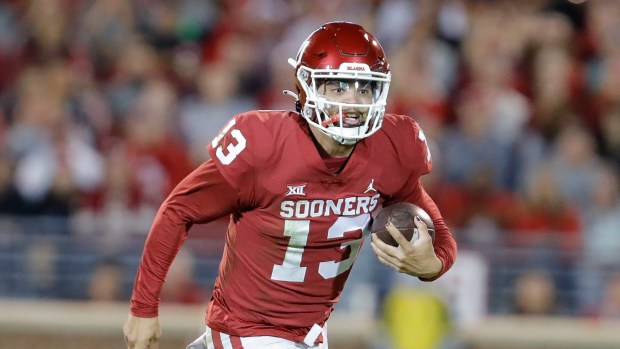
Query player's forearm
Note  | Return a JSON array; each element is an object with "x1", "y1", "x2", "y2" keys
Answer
[
  {"x1": 129, "y1": 161, "x2": 240, "y2": 316},
  {"x1": 414, "y1": 186, "x2": 458, "y2": 281},
  {"x1": 130, "y1": 207, "x2": 190, "y2": 317}
]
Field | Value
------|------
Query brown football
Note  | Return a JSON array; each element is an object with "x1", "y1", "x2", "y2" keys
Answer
[{"x1": 371, "y1": 202, "x2": 435, "y2": 246}]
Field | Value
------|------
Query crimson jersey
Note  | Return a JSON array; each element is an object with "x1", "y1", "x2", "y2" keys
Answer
[{"x1": 130, "y1": 111, "x2": 456, "y2": 343}]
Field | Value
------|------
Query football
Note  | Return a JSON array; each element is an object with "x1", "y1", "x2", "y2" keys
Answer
[{"x1": 371, "y1": 202, "x2": 435, "y2": 246}]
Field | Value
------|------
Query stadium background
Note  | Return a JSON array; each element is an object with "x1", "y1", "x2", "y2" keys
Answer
[{"x1": 0, "y1": 0, "x2": 619, "y2": 348}]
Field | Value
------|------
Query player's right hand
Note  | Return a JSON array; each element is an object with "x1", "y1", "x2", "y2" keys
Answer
[{"x1": 123, "y1": 314, "x2": 162, "y2": 349}]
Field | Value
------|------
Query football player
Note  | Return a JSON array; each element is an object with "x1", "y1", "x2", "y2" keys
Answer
[{"x1": 124, "y1": 21, "x2": 457, "y2": 349}]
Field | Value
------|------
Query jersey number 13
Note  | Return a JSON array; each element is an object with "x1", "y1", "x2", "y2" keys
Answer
[{"x1": 271, "y1": 214, "x2": 371, "y2": 283}]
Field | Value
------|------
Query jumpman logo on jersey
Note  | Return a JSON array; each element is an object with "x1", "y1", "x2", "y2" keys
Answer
[
  {"x1": 364, "y1": 179, "x2": 377, "y2": 193},
  {"x1": 286, "y1": 184, "x2": 306, "y2": 197}
]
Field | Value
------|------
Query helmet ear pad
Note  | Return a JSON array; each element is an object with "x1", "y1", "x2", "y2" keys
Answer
[{"x1": 295, "y1": 67, "x2": 310, "y2": 103}]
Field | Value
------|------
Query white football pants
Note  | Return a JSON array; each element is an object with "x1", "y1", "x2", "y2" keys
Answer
[{"x1": 187, "y1": 325, "x2": 328, "y2": 349}]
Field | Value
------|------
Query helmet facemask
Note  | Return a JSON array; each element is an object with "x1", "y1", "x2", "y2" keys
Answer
[{"x1": 296, "y1": 63, "x2": 391, "y2": 145}]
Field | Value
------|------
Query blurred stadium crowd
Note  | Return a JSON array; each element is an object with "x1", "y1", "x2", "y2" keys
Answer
[{"x1": 0, "y1": 0, "x2": 619, "y2": 328}]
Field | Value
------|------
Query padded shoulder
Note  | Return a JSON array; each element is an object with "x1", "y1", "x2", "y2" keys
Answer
[
  {"x1": 207, "y1": 110, "x2": 302, "y2": 190},
  {"x1": 377, "y1": 114, "x2": 432, "y2": 176}
]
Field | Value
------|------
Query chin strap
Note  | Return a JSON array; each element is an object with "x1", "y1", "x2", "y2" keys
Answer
[
  {"x1": 330, "y1": 134, "x2": 358, "y2": 145},
  {"x1": 282, "y1": 89, "x2": 298, "y2": 100},
  {"x1": 285, "y1": 57, "x2": 302, "y2": 112},
  {"x1": 283, "y1": 89, "x2": 302, "y2": 112}
]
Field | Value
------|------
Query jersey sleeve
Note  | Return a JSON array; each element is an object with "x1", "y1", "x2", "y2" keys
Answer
[
  {"x1": 207, "y1": 113, "x2": 268, "y2": 205},
  {"x1": 391, "y1": 116, "x2": 433, "y2": 177},
  {"x1": 392, "y1": 177, "x2": 457, "y2": 281},
  {"x1": 130, "y1": 160, "x2": 240, "y2": 317},
  {"x1": 412, "y1": 181, "x2": 457, "y2": 281},
  {"x1": 383, "y1": 116, "x2": 455, "y2": 280}
]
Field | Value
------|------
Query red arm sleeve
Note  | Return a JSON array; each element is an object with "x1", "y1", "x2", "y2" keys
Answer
[
  {"x1": 130, "y1": 160, "x2": 239, "y2": 317},
  {"x1": 408, "y1": 180, "x2": 458, "y2": 281}
]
